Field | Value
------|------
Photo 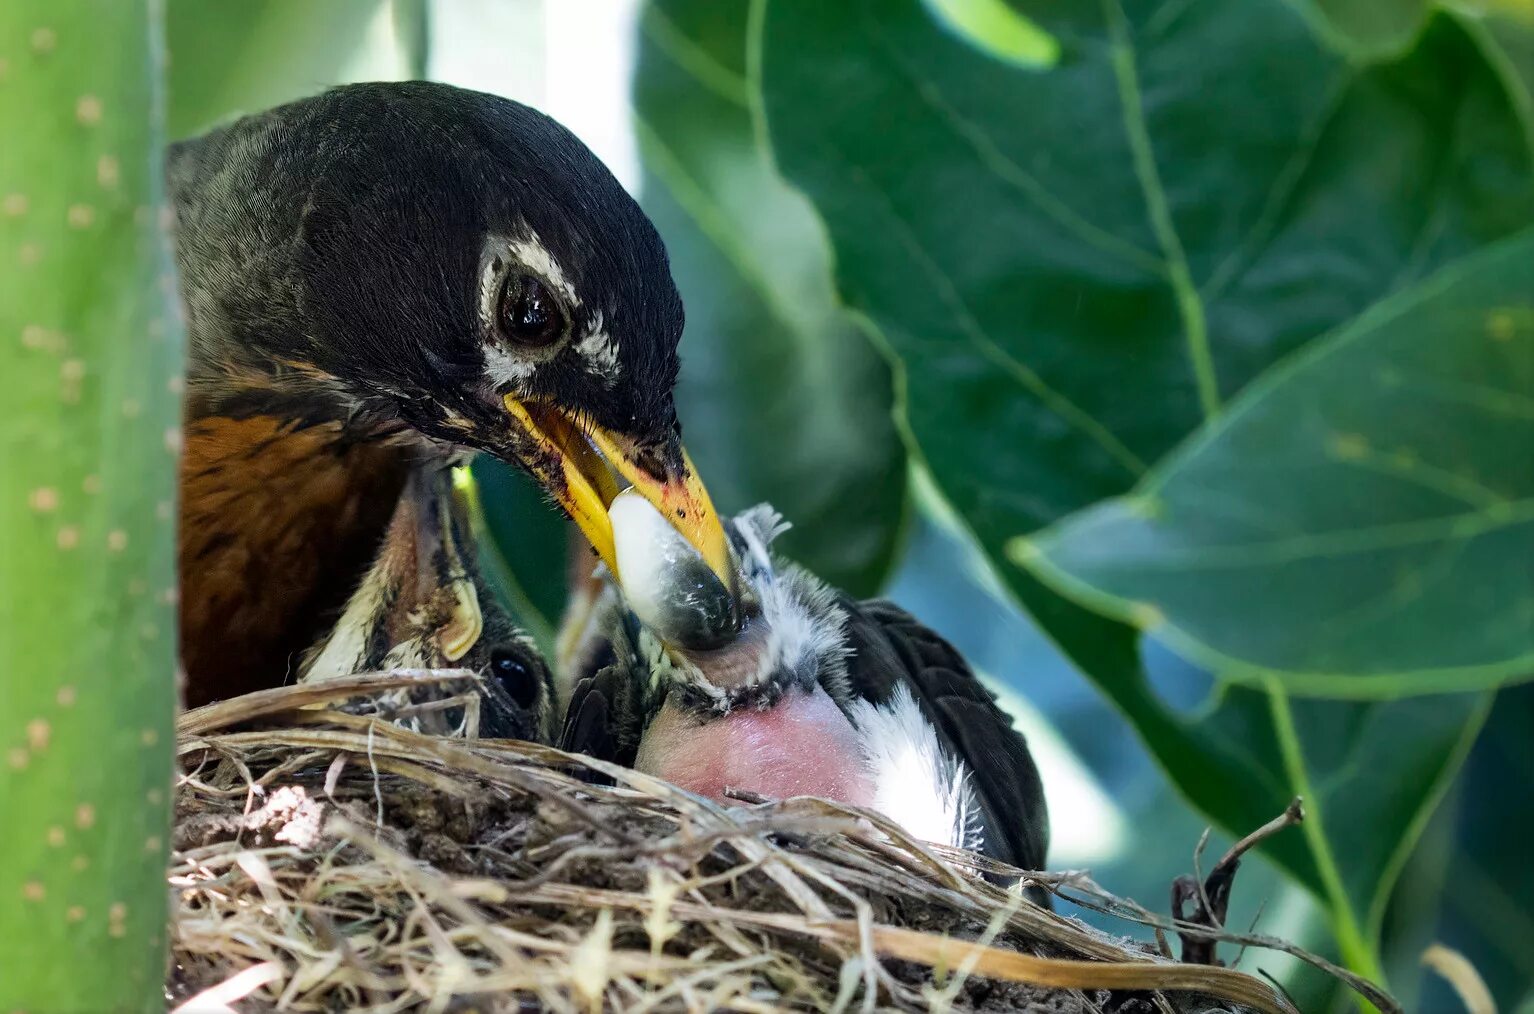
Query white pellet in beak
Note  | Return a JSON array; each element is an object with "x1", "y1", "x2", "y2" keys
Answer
[{"x1": 609, "y1": 488, "x2": 740, "y2": 649}]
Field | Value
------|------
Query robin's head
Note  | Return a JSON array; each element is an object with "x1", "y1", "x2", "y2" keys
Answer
[{"x1": 170, "y1": 81, "x2": 732, "y2": 593}]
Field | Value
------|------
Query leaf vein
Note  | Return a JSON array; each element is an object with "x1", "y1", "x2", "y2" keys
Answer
[
  {"x1": 1105, "y1": 0, "x2": 1220, "y2": 418},
  {"x1": 641, "y1": 5, "x2": 751, "y2": 109},
  {"x1": 1200, "y1": 70, "x2": 1354, "y2": 302},
  {"x1": 635, "y1": 115, "x2": 799, "y2": 336},
  {"x1": 862, "y1": 12, "x2": 1167, "y2": 277},
  {"x1": 824, "y1": 141, "x2": 1149, "y2": 478},
  {"x1": 1327, "y1": 444, "x2": 1514, "y2": 509},
  {"x1": 1070, "y1": 498, "x2": 1534, "y2": 569},
  {"x1": 1314, "y1": 529, "x2": 1470, "y2": 644}
]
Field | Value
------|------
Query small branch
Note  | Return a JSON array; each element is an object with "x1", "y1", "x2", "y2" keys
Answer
[
  {"x1": 1219, "y1": 797, "x2": 1306, "y2": 873},
  {"x1": 1172, "y1": 798, "x2": 1305, "y2": 966}
]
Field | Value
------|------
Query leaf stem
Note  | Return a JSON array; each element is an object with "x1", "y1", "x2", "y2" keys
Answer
[{"x1": 1265, "y1": 679, "x2": 1388, "y2": 997}]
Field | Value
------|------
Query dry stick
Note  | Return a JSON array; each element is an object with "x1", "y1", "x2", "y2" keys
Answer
[
  {"x1": 178, "y1": 670, "x2": 478, "y2": 736},
  {"x1": 1056, "y1": 877, "x2": 1400, "y2": 1013},
  {"x1": 1172, "y1": 797, "x2": 1305, "y2": 966},
  {"x1": 170, "y1": 960, "x2": 284, "y2": 1013},
  {"x1": 858, "y1": 924, "x2": 1299, "y2": 1014}
]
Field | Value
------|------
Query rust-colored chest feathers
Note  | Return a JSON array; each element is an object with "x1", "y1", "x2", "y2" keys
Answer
[{"x1": 178, "y1": 415, "x2": 407, "y2": 706}]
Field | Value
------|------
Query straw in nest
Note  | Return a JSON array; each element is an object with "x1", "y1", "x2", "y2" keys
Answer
[{"x1": 167, "y1": 673, "x2": 1397, "y2": 1013}]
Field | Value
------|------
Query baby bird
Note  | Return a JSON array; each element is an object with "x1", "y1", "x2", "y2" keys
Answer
[{"x1": 560, "y1": 501, "x2": 1049, "y2": 872}]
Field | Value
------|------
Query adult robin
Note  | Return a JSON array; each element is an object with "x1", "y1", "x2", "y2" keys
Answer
[{"x1": 170, "y1": 82, "x2": 737, "y2": 725}]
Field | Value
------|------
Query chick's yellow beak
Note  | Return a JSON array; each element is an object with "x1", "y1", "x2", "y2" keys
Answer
[{"x1": 501, "y1": 395, "x2": 735, "y2": 592}]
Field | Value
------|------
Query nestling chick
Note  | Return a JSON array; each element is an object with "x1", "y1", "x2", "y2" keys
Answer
[
  {"x1": 560, "y1": 501, "x2": 1049, "y2": 871},
  {"x1": 301, "y1": 462, "x2": 553, "y2": 742}
]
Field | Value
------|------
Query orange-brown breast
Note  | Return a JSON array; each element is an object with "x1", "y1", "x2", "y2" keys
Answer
[{"x1": 179, "y1": 415, "x2": 408, "y2": 706}]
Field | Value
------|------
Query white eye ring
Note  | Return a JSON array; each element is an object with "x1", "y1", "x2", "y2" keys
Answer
[{"x1": 476, "y1": 231, "x2": 581, "y2": 369}]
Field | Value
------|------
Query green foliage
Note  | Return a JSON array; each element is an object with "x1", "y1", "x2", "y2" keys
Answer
[
  {"x1": 637, "y1": 0, "x2": 907, "y2": 595},
  {"x1": 166, "y1": 0, "x2": 420, "y2": 139},
  {"x1": 472, "y1": 461, "x2": 568, "y2": 649},
  {"x1": 921, "y1": 0, "x2": 1061, "y2": 68},
  {"x1": 754, "y1": 0, "x2": 1533, "y2": 980},
  {"x1": 1017, "y1": 229, "x2": 1534, "y2": 694},
  {"x1": 1287, "y1": 0, "x2": 1432, "y2": 58},
  {"x1": 0, "y1": 2, "x2": 180, "y2": 1009}
]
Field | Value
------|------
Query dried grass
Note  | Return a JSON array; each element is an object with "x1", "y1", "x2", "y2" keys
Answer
[{"x1": 167, "y1": 674, "x2": 1389, "y2": 1013}]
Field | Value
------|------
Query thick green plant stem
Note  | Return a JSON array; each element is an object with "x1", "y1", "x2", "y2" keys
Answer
[{"x1": 0, "y1": 2, "x2": 180, "y2": 1009}]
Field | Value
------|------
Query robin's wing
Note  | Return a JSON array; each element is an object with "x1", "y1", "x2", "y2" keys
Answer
[{"x1": 840, "y1": 598, "x2": 1049, "y2": 872}]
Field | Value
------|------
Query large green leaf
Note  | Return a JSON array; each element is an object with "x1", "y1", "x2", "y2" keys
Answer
[
  {"x1": 757, "y1": 0, "x2": 1531, "y2": 976},
  {"x1": 636, "y1": 0, "x2": 906, "y2": 595},
  {"x1": 0, "y1": 3, "x2": 180, "y2": 1007},
  {"x1": 1017, "y1": 229, "x2": 1534, "y2": 695},
  {"x1": 1381, "y1": 683, "x2": 1534, "y2": 1010},
  {"x1": 1452, "y1": 2, "x2": 1534, "y2": 161}
]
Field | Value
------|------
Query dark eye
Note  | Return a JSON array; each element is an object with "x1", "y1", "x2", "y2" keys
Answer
[
  {"x1": 497, "y1": 272, "x2": 566, "y2": 347},
  {"x1": 490, "y1": 645, "x2": 540, "y2": 709}
]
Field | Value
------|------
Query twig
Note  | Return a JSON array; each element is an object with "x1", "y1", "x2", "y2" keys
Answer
[{"x1": 1172, "y1": 798, "x2": 1304, "y2": 966}]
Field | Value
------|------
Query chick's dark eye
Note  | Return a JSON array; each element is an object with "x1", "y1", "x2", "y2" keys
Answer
[
  {"x1": 490, "y1": 645, "x2": 539, "y2": 709},
  {"x1": 497, "y1": 272, "x2": 566, "y2": 347}
]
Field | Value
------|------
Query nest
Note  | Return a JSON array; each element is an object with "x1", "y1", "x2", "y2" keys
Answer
[{"x1": 167, "y1": 673, "x2": 1390, "y2": 1013}]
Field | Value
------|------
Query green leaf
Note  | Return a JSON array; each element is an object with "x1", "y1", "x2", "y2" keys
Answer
[
  {"x1": 166, "y1": 0, "x2": 409, "y2": 139},
  {"x1": 922, "y1": 0, "x2": 1061, "y2": 68},
  {"x1": 471, "y1": 458, "x2": 568, "y2": 653},
  {"x1": 1382, "y1": 683, "x2": 1534, "y2": 1010},
  {"x1": 1017, "y1": 229, "x2": 1534, "y2": 695},
  {"x1": 757, "y1": 0, "x2": 1531, "y2": 975},
  {"x1": 1011, "y1": 580, "x2": 1490, "y2": 977},
  {"x1": 636, "y1": 0, "x2": 907, "y2": 595},
  {"x1": 0, "y1": 3, "x2": 180, "y2": 1008},
  {"x1": 1451, "y1": 2, "x2": 1534, "y2": 162},
  {"x1": 1285, "y1": 0, "x2": 1430, "y2": 60}
]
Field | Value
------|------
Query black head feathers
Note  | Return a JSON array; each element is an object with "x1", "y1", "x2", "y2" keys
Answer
[{"x1": 169, "y1": 81, "x2": 684, "y2": 448}]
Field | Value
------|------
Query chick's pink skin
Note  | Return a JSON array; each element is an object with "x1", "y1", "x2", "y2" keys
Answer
[{"x1": 634, "y1": 684, "x2": 874, "y2": 806}]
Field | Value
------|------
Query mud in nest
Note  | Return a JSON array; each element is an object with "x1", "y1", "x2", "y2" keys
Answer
[{"x1": 167, "y1": 673, "x2": 1386, "y2": 1013}]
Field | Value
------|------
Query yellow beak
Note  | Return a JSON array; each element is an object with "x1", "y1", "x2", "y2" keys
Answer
[{"x1": 501, "y1": 395, "x2": 736, "y2": 594}]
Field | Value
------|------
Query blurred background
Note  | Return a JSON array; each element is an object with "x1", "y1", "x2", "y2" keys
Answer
[{"x1": 7, "y1": 0, "x2": 1528, "y2": 1009}]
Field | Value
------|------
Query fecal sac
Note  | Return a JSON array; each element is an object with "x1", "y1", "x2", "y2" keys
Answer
[{"x1": 608, "y1": 488, "x2": 740, "y2": 650}]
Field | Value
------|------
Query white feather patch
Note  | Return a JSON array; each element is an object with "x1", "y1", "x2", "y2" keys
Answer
[
  {"x1": 482, "y1": 342, "x2": 537, "y2": 388},
  {"x1": 505, "y1": 235, "x2": 578, "y2": 305},
  {"x1": 575, "y1": 310, "x2": 621, "y2": 384},
  {"x1": 477, "y1": 229, "x2": 587, "y2": 390},
  {"x1": 754, "y1": 573, "x2": 845, "y2": 686},
  {"x1": 848, "y1": 685, "x2": 982, "y2": 852}
]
